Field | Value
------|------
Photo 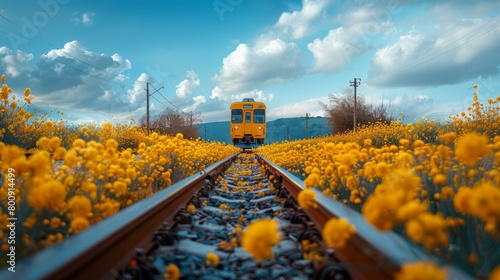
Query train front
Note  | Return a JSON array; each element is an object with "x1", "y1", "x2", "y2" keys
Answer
[{"x1": 230, "y1": 98, "x2": 266, "y2": 149}]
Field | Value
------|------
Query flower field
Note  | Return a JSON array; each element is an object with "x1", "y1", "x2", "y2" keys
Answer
[
  {"x1": 258, "y1": 85, "x2": 500, "y2": 279},
  {"x1": 1, "y1": 73, "x2": 500, "y2": 279},
  {"x1": 0, "y1": 75, "x2": 239, "y2": 265}
]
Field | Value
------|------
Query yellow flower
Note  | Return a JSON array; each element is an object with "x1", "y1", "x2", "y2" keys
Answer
[
  {"x1": 241, "y1": 219, "x2": 281, "y2": 263},
  {"x1": 395, "y1": 261, "x2": 446, "y2": 280},
  {"x1": 206, "y1": 252, "x2": 219, "y2": 266},
  {"x1": 28, "y1": 179, "x2": 67, "y2": 212},
  {"x1": 0, "y1": 74, "x2": 5, "y2": 83},
  {"x1": 468, "y1": 180, "x2": 500, "y2": 223},
  {"x1": 455, "y1": 133, "x2": 491, "y2": 166},
  {"x1": 322, "y1": 217, "x2": 356, "y2": 249},
  {"x1": 106, "y1": 139, "x2": 118, "y2": 150},
  {"x1": 440, "y1": 186, "x2": 454, "y2": 200},
  {"x1": 375, "y1": 162, "x2": 390, "y2": 177},
  {"x1": 70, "y1": 217, "x2": 90, "y2": 233},
  {"x1": 50, "y1": 217, "x2": 61, "y2": 229},
  {"x1": 163, "y1": 264, "x2": 180, "y2": 280},
  {"x1": 37, "y1": 137, "x2": 50, "y2": 149},
  {"x1": 176, "y1": 133, "x2": 184, "y2": 140},
  {"x1": 64, "y1": 150, "x2": 79, "y2": 168},
  {"x1": 405, "y1": 213, "x2": 449, "y2": 251},
  {"x1": 432, "y1": 174, "x2": 447, "y2": 186},
  {"x1": 453, "y1": 186, "x2": 472, "y2": 214},
  {"x1": 304, "y1": 173, "x2": 320, "y2": 188},
  {"x1": 49, "y1": 137, "x2": 62, "y2": 150},
  {"x1": 437, "y1": 132, "x2": 457, "y2": 145},
  {"x1": 53, "y1": 147, "x2": 67, "y2": 161},
  {"x1": 297, "y1": 189, "x2": 318, "y2": 210},
  {"x1": 187, "y1": 204, "x2": 196, "y2": 214},
  {"x1": 363, "y1": 138, "x2": 372, "y2": 147},
  {"x1": 113, "y1": 181, "x2": 127, "y2": 196},
  {"x1": 68, "y1": 195, "x2": 92, "y2": 218},
  {"x1": 29, "y1": 151, "x2": 52, "y2": 177},
  {"x1": 489, "y1": 266, "x2": 500, "y2": 280},
  {"x1": 396, "y1": 201, "x2": 428, "y2": 222},
  {"x1": 102, "y1": 122, "x2": 113, "y2": 130},
  {"x1": 24, "y1": 87, "x2": 31, "y2": 96},
  {"x1": 72, "y1": 139, "x2": 86, "y2": 149},
  {"x1": 9, "y1": 101, "x2": 17, "y2": 109}
]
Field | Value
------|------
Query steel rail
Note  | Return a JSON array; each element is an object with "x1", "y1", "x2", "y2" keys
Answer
[
  {"x1": 0, "y1": 154, "x2": 237, "y2": 280},
  {"x1": 257, "y1": 153, "x2": 475, "y2": 280}
]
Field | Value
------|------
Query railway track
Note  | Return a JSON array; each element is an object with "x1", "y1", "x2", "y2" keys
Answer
[{"x1": 1, "y1": 152, "x2": 474, "y2": 280}]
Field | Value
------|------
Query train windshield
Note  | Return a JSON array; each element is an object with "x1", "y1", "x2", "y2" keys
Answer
[
  {"x1": 254, "y1": 109, "x2": 265, "y2": 123},
  {"x1": 231, "y1": 109, "x2": 243, "y2": 123},
  {"x1": 245, "y1": 112, "x2": 251, "y2": 123}
]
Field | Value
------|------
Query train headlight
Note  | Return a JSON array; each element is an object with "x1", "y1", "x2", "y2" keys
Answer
[
  {"x1": 258, "y1": 126, "x2": 262, "y2": 130},
  {"x1": 235, "y1": 126, "x2": 239, "y2": 129}
]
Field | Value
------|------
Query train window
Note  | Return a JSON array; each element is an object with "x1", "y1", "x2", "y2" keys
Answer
[
  {"x1": 245, "y1": 112, "x2": 251, "y2": 123},
  {"x1": 254, "y1": 109, "x2": 265, "y2": 123},
  {"x1": 231, "y1": 109, "x2": 243, "y2": 123}
]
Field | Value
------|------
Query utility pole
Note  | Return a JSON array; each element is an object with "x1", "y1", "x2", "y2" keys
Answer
[
  {"x1": 305, "y1": 113, "x2": 309, "y2": 139},
  {"x1": 145, "y1": 82, "x2": 164, "y2": 135},
  {"x1": 146, "y1": 82, "x2": 150, "y2": 135},
  {"x1": 350, "y1": 78, "x2": 361, "y2": 130}
]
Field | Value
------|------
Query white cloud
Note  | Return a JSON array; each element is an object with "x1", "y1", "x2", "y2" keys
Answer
[
  {"x1": 229, "y1": 90, "x2": 273, "y2": 103},
  {"x1": 269, "y1": 96, "x2": 328, "y2": 120},
  {"x1": 0, "y1": 41, "x2": 149, "y2": 123},
  {"x1": 211, "y1": 39, "x2": 305, "y2": 100},
  {"x1": 0, "y1": 47, "x2": 34, "y2": 77},
  {"x1": 71, "y1": 12, "x2": 96, "y2": 26},
  {"x1": 274, "y1": 0, "x2": 331, "y2": 39},
  {"x1": 367, "y1": 17, "x2": 500, "y2": 88},
  {"x1": 182, "y1": 95, "x2": 207, "y2": 112},
  {"x1": 176, "y1": 71, "x2": 200, "y2": 98},
  {"x1": 82, "y1": 12, "x2": 95, "y2": 25},
  {"x1": 128, "y1": 73, "x2": 150, "y2": 105},
  {"x1": 307, "y1": 6, "x2": 395, "y2": 73},
  {"x1": 308, "y1": 28, "x2": 360, "y2": 73}
]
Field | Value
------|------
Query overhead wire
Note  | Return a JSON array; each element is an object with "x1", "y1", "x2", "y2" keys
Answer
[
  {"x1": 0, "y1": 18, "x2": 196, "y2": 123},
  {"x1": 0, "y1": 14, "x2": 129, "y2": 86},
  {"x1": 0, "y1": 16, "x2": 187, "y2": 120},
  {"x1": 367, "y1": 15, "x2": 500, "y2": 82},
  {"x1": 148, "y1": 83, "x2": 188, "y2": 114}
]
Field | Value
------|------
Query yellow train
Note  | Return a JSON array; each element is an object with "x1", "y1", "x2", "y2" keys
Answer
[{"x1": 230, "y1": 98, "x2": 266, "y2": 147}]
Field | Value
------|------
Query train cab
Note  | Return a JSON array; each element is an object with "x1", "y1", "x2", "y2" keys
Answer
[{"x1": 230, "y1": 98, "x2": 266, "y2": 148}]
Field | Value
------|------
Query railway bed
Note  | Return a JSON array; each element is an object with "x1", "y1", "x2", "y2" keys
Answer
[
  {"x1": 0, "y1": 152, "x2": 474, "y2": 280},
  {"x1": 128, "y1": 153, "x2": 323, "y2": 279}
]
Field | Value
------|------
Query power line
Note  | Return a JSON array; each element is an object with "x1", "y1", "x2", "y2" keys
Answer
[
  {"x1": 0, "y1": 14, "x2": 127, "y2": 83},
  {"x1": 150, "y1": 95, "x2": 169, "y2": 109},
  {"x1": 368, "y1": 16, "x2": 500, "y2": 81},
  {"x1": 0, "y1": 23, "x2": 133, "y2": 89}
]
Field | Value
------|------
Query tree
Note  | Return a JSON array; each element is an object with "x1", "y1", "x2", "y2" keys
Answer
[
  {"x1": 321, "y1": 88, "x2": 394, "y2": 134},
  {"x1": 140, "y1": 108, "x2": 201, "y2": 138}
]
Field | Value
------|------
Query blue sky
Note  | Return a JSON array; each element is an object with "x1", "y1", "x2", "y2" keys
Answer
[{"x1": 1, "y1": 0, "x2": 500, "y2": 125}]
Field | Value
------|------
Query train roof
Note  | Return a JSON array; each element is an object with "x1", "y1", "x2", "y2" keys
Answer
[{"x1": 230, "y1": 98, "x2": 266, "y2": 108}]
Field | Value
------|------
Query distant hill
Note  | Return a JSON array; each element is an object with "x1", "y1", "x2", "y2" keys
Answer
[{"x1": 196, "y1": 116, "x2": 331, "y2": 144}]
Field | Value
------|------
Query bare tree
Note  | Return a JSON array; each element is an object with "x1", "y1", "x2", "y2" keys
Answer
[
  {"x1": 321, "y1": 88, "x2": 394, "y2": 134},
  {"x1": 140, "y1": 108, "x2": 201, "y2": 138}
]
